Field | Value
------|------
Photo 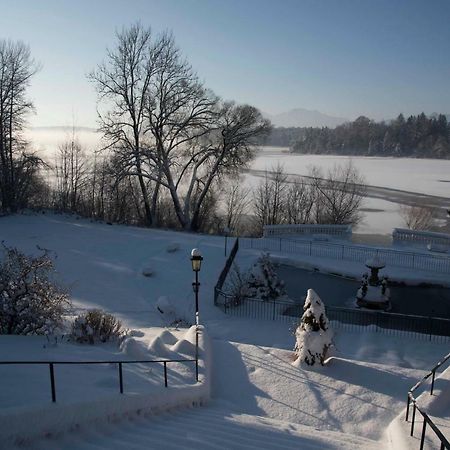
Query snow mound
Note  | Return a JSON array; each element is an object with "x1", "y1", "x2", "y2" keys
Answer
[
  {"x1": 128, "y1": 329, "x2": 145, "y2": 337},
  {"x1": 156, "y1": 296, "x2": 175, "y2": 315},
  {"x1": 166, "y1": 242, "x2": 180, "y2": 253},
  {"x1": 120, "y1": 337, "x2": 152, "y2": 360},
  {"x1": 141, "y1": 267, "x2": 154, "y2": 277},
  {"x1": 158, "y1": 329, "x2": 178, "y2": 346},
  {"x1": 147, "y1": 335, "x2": 171, "y2": 358},
  {"x1": 171, "y1": 338, "x2": 196, "y2": 356},
  {"x1": 183, "y1": 324, "x2": 198, "y2": 344}
]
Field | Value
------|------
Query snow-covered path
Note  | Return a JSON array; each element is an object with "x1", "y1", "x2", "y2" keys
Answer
[{"x1": 23, "y1": 403, "x2": 377, "y2": 450}]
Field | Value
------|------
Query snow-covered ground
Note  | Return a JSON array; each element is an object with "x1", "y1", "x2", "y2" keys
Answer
[{"x1": 1, "y1": 214, "x2": 449, "y2": 449}]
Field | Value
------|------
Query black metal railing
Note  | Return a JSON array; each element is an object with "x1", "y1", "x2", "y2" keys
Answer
[
  {"x1": 0, "y1": 357, "x2": 197, "y2": 403},
  {"x1": 405, "y1": 352, "x2": 450, "y2": 449},
  {"x1": 215, "y1": 291, "x2": 450, "y2": 343},
  {"x1": 240, "y1": 236, "x2": 450, "y2": 274},
  {"x1": 214, "y1": 238, "x2": 239, "y2": 305}
]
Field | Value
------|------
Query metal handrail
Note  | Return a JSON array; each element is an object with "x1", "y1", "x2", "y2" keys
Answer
[
  {"x1": 0, "y1": 357, "x2": 197, "y2": 403},
  {"x1": 405, "y1": 352, "x2": 450, "y2": 449}
]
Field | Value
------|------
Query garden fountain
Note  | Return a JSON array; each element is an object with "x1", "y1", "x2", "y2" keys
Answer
[{"x1": 356, "y1": 256, "x2": 391, "y2": 311}]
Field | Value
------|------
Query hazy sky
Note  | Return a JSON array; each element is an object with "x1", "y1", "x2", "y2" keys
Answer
[{"x1": 2, "y1": 0, "x2": 450, "y2": 127}]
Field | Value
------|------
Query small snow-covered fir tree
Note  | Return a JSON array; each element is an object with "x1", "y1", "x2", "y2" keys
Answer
[
  {"x1": 247, "y1": 253, "x2": 286, "y2": 301},
  {"x1": 294, "y1": 289, "x2": 333, "y2": 366}
]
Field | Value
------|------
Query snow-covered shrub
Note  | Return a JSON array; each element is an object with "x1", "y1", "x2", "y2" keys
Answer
[
  {"x1": 225, "y1": 264, "x2": 252, "y2": 306},
  {"x1": 247, "y1": 253, "x2": 287, "y2": 301},
  {"x1": 70, "y1": 309, "x2": 125, "y2": 344},
  {"x1": 0, "y1": 245, "x2": 71, "y2": 335},
  {"x1": 294, "y1": 289, "x2": 333, "y2": 366}
]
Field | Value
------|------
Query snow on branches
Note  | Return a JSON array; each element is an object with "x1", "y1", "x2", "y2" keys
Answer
[
  {"x1": 0, "y1": 244, "x2": 71, "y2": 335},
  {"x1": 247, "y1": 253, "x2": 287, "y2": 301},
  {"x1": 294, "y1": 289, "x2": 333, "y2": 367}
]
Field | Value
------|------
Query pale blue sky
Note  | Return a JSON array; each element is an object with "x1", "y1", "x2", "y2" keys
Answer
[{"x1": 2, "y1": 0, "x2": 450, "y2": 127}]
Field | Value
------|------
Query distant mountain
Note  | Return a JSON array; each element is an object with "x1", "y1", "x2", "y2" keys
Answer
[{"x1": 264, "y1": 108, "x2": 348, "y2": 128}]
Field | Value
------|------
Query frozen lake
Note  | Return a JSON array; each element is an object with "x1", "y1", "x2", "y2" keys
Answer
[
  {"x1": 251, "y1": 147, "x2": 450, "y2": 197},
  {"x1": 246, "y1": 147, "x2": 450, "y2": 236}
]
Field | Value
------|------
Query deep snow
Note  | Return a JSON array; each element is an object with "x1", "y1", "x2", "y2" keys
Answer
[{"x1": 1, "y1": 213, "x2": 449, "y2": 449}]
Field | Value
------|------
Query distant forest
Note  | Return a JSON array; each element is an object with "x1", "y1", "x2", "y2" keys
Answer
[{"x1": 262, "y1": 113, "x2": 450, "y2": 158}]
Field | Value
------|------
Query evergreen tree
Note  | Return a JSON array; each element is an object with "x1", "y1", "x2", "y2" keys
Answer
[
  {"x1": 294, "y1": 289, "x2": 333, "y2": 366},
  {"x1": 247, "y1": 253, "x2": 286, "y2": 301}
]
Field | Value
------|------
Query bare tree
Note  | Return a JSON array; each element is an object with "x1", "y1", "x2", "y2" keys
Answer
[
  {"x1": 185, "y1": 103, "x2": 269, "y2": 231},
  {"x1": 310, "y1": 162, "x2": 366, "y2": 225},
  {"x1": 285, "y1": 179, "x2": 315, "y2": 224},
  {"x1": 88, "y1": 24, "x2": 162, "y2": 226},
  {"x1": 0, "y1": 40, "x2": 40, "y2": 212},
  {"x1": 222, "y1": 181, "x2": 251, "y2": 234},
  {"x1": 91, "y1": 24, "x2": 269, "y2": 231},
  {"x1": 253, "y1": 164, "x2": 288, "y2": 233},
  {"x1": 54, "y1": 130, "x2": 89, "y2": 213},
  {"x1": 399, "y1": 204, "x2": 435, "y2": 230}
]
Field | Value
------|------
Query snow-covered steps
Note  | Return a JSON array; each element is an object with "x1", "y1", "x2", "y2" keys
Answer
[
  {"x1": 386, "y1": 361, "x2": 450, "y2": 450},
  {"x1": 21, "y1": 404, "x2": 378, "y2": 450}
]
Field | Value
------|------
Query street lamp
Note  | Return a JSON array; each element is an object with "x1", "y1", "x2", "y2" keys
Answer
[{"x1": 190, "y1": 248, "x2": 203, "y2": 382}]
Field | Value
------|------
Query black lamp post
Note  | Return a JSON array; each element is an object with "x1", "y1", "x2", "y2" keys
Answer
[{"x1": 190, "y1": 248, "x2": 203, "y2": 382}]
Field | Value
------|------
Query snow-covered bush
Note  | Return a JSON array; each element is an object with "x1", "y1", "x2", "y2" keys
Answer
[
  {"x1": 247, "y1": 253, "x2": 287, "y2": 301},
  {"x1": 0, "y1": 244, "x2": 71, "y2": 335},
  {"x1": 70, "y1": 309, "x2": 125, "y2": 344},
  {"x1": 225, "y1": 264, "x2": 252, "y2": 306},
  {"x1": 294, "y1": 289, "x2": 333, "y2": 366}
]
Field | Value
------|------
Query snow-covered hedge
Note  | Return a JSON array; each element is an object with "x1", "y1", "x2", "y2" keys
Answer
[{"x1": 0, "y1": 245, "x2": 71, "y2": 335}]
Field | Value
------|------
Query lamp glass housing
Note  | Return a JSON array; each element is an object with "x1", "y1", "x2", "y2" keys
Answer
[{"x1": 191, "y1": 255, "x2": 203, "y2": 272}]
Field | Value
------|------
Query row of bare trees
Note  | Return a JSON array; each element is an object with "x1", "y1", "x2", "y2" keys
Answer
[
  {"x1": 1, "y1": 28, "x2": 370, "y2": 236},
  {"x1": 0, "y1": 27, "x2": 270, "y2": 232},
  {"x1": 0, "y1": 40, "x2": 45, "y2": 213},
  {"x1": 252, "y1": 163, "x2": 367, "y2": 234},
  {"x1": 87, "y1": 24, "x2": 270, "y2": 231}
]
